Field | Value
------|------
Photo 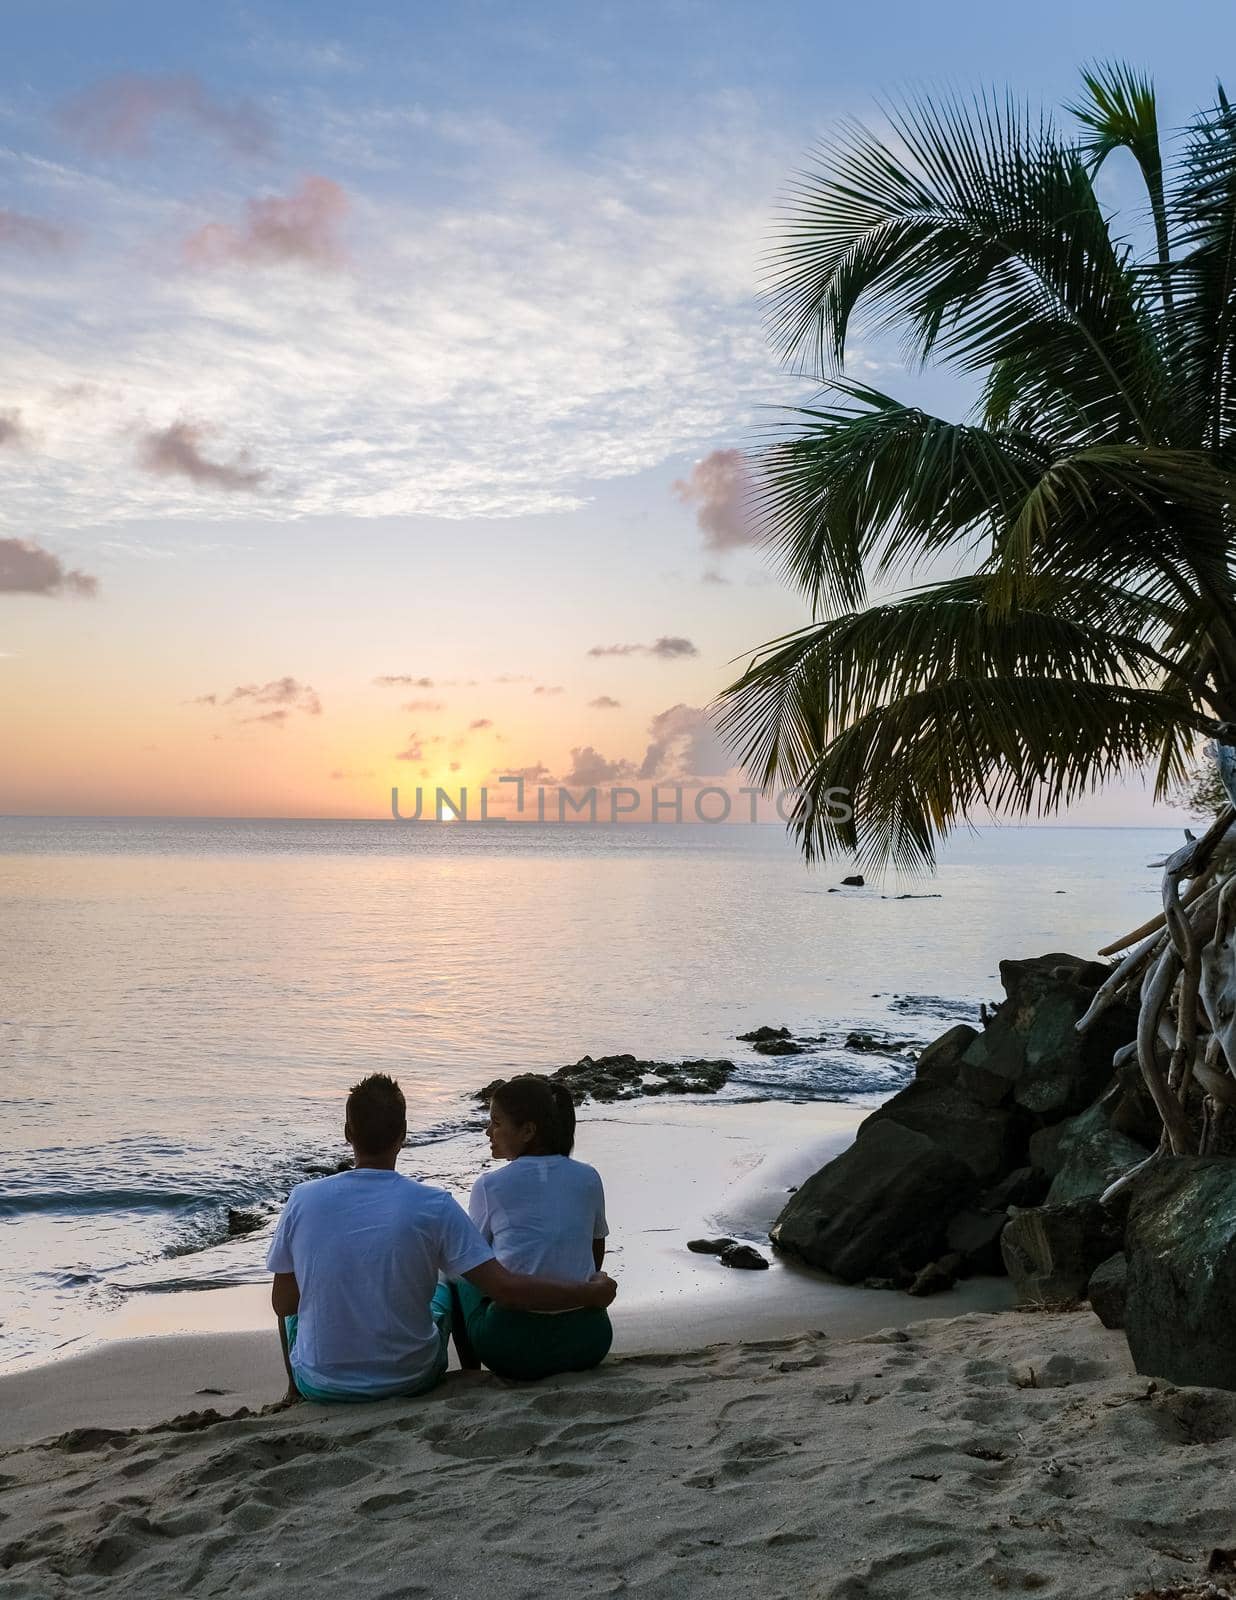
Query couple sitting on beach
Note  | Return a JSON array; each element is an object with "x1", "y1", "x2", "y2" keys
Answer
[{"x1": 267, "y1": 1072, "x2": 617, "y2": 1402}]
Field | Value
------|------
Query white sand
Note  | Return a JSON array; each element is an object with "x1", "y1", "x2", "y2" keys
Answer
[
  {"x1": 0, "y1": 1100, "x2": 1011, "y2": 1446},
  {"x1": 18, "y1": 1102, "x2": 1227, "y2": 1597},
  {"x1": 3, "y1": 1311, "x2": 1234, "y2": 1599}
]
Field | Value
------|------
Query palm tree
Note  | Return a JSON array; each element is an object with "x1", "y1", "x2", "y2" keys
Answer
[{"x1": 718, "y1": 65, "x2": 1236, "y2": 875}]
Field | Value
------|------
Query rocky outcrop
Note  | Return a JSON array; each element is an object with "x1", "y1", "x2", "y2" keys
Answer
[
  {"x1": 1087, "y1": 1253, "x2": 1127, "y2": 1330},
  {"x1": 769, "y1": 952, "x2": 1142, "y2": 1293},
  {"x1": 913, "y1": 1023, "x2": 979, "y2": 1088},
  {"x1": 864, "y1": 1081, "x2": 1019, "y2": 1183},
  {"x1": 1000, "y1": 1198, "x2": 1123, "y2": 1304},
  {"x1": 1124, "y1": 1158, "x2": 1236, "y2": 1388},
  {"x1": 476, "y1": 1054, "x2": 735, "y2": 1106},
  {"x1": 955, "y1": 954, "x2": 1134, "y2": 1116},
  {"x1": 770, "y1": 1121, "x2": 978, "y2": 1281}
]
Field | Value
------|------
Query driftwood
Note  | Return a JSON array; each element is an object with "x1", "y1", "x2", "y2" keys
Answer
[{"x1": 1079, "y1": 805, "x2": 1236, "y2": 1194}]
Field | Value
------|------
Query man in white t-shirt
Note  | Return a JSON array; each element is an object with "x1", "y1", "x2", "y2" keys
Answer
[{"x1": 267, "y1": 1073, "x2": 618, "y2": 1402}]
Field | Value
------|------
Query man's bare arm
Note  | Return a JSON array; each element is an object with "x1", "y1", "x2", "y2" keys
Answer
[
  {"x1": 464, "y1": 1259, "x2": 617, "y2": 1313},
  {"x1": 271, "y1": 1272, "x2": 301, "y2": 1399}
]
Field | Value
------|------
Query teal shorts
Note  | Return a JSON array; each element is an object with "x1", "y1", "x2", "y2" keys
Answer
[
  {"x1": 285, "y1": 1293, "x2": 451, "y2": 1403},
  {"x1": 451, "y1": 1278, "x2": 612, "y2": 1382}
]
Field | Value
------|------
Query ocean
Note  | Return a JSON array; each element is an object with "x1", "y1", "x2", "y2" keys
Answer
[{"x1": 0, "y1": 816, "x2": 1179, "y2": 1368}]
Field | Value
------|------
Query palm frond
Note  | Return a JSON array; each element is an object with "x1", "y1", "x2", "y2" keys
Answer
[{"x1": 767, "y1": 92, "x2": 1165, "y2": 441}]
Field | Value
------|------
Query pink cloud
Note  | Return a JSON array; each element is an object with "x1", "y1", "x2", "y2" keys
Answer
[
  {"x1": 0, "y1": 210, "x2": 68, "y2": 253},
  {"x1": 59, "y1": 73, "x2": 271, "y2": 158},
  {"x1": 402, "y1": 698, "x2": 444, "y2": 711},
  {"x1": 672, "y1": 449, "x2": 755, "y2": 551},
  {"x1": 588, "y1": 695, "x2": 621, "y2": 709},
  {"x1": 469, "y1": 718, "x2": 493, "y2": 730},
  {"x1": 563, "y1": 746, "x2": 636, "y2": 786},
  {"x1": 137, "y1": 421, "x2": 266, "y2": 490},
  {"x1": 183, "y1": 177, "x2": 348, "y2": 269},
  {"x1": 533, "y1": 684, "x2": 565, "y2": 695},
  {"x1": 376, "y1": 674, "x2": 434, "y2": 688},
  {"x1": 0, "y1": 538, "x2": 97, "y2": 598}
]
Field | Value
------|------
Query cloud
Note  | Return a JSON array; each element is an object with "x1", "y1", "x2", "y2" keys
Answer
[
  {"x1": 469, "y1": 717, "x2": 493, "y2": 730},
  {"x1": 672, "y1": 448, "x2": 755, "y2": 551},
  {"x1": 396, "y1": 734, "x2": 424, "y2": 761},
  {"x1": 494, "y1": 674, "x2": 532, "y2": 683},
  {"x1": 588, "y1": 695, "x2": 621, "y2": 709},
  {"x1": 701, "y1": 568, "x2": 730, "y2": 585},
  {"x1": 0, "y1": 411, "x2": 26, "y2": 447},
  {"x1": 0, "y1": 100, "x2": 793, "y2": 529},
  {"x1": 449, "y1": 760, "x2": 461, "y2": 772},
  {"x1": 0, "y1": 537, "x2": 97, "y2": 597},
  {"x1": 0, "y1": 211, "x2": 68, "y2": 253},
  {"x1": 563, "y1": 746, "x2": 637, "y2": 786},
  {"x1": 194, "y1": 677, "x2": 321, "y2": 718},
  {"x1": 587, "y1": 636, "x2": 698, "y2": 659},
  {"x1": 59, "y1": 73, "x2": 272, "y2": 158},
  {"x1": 402, "y1": 698, "x2": 444, "y2": 711},
  {"x1": 183, "y1": 177, "x2": 348, "y2": 269},
  {"x1": 496, "y1": 762, "x2": 556, "y2": 784},
  {"x1": 137, "y1": 421, "x2": 267, "y2": 490},
  {"x1": 638, "y1": 703, "x2": 732, "y2": 781},
  {"x1": 375, "y1": 674, "x2": 435, "y2": 688},
  {"x1": 533, "y1": 684, "x2": 565, "y2": 695}
]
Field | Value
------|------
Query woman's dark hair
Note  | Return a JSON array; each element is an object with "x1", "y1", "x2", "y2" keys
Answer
[{"x1": 487, "y1": 1075, "x2": 576, "y2": 1156}]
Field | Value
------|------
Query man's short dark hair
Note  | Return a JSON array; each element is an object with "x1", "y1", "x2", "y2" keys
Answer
[{"x1": 346, "y1": 1073, "x2": 407, "y2": 1153}]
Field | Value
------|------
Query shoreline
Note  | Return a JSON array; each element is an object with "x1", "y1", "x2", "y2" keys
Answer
[{"x1": 0, "y1": 1098, "x2": 1013, "y2": 1449}]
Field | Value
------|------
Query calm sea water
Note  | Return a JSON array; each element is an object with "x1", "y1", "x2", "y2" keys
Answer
[{"x1": 0, "y1": 817, "x2": 1180, "y2": 1367}]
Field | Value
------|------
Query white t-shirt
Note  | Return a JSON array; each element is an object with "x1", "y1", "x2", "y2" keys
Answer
[
  {"x1": 468, "y1": 1156, "x2": 608, "y2": 1282},
  {"x1": 266, "y1": 1167, "x2": 493, "y2": 1397}
]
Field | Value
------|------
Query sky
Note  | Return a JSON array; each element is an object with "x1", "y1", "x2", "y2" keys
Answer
[{"x1": 1, "y1": 0, "x2": 1230, "y2": 822}]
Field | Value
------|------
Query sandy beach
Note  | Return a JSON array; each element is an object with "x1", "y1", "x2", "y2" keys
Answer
[
  {"x1": 3, "y1": 1310, "x2": 1234, "y2": 1599},
  {"x1": 4, "y1": 1100, "x2": 1233, "y2": 1599}
]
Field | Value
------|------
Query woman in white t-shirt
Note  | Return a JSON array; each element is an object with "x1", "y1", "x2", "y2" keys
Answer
[{"x1": 450, "y1": 1076, "x2": 612, "y2": 1381}]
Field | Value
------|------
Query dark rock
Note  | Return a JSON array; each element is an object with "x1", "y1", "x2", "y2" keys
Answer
[
  {"x1": 771, "y1": 1120, "x2": 978, "y2": 1282},
  {"x1": 945, "y1": 1209, "x2": 1008, "y2": 1275},
  {"x1": 845, "y1": 1030, "x2": 918, "y2": 1055},
  {"x1": 841, "y1": 874, "x2": 865, "y2": 887},
  {"x1": 1125, "y1": 1157, "x2": 1236, "y2": 1388},
  {"x1": 718, "y1": 1243, "x2": 769, "y2": 1271},
  {"x1": 736, "y1": 1025, "x2": 791, "y2": 1043},
  {"x1": 226, "y1": 1208, "x2": 265, "y2": 1238},
  {"x1": 863, "y1": 1081, "x2": 1019, "y2": 1183},
  {"x1": 956, "y1": 953, "x2": 1135, "y2": 1120},
  {"x1": 1000, "y1": 1199, "x2": 1122, "y2": 1305},
  {"x1": 913, "y1": 1023, "x2": 979, "y2": 1089},
  {"x1": 863, "y1": 1276, "x2": 896, "y2": 1290},
  {"x1": 1043, "y1": 1099, "x2": 1151, "y2": 1205},
  {"x1": 302, "y1": 1158, "x2": 352, "y2": 1177},
  {"x1": 477, "y1": 1054, "x2": 736, "y2": 1106},
  {"x1": 981, "y1": 1166, "x2": 1050, "y2": 1211},
  {"x1": 1087, "y1": 1253, "x2": 1128, "y2": 1330},
  {"x1": 752, "y1": 1038, "x2": 806, "y2": 1057},
  {"x1": 687, "y1": 1237, "x2": 738, "y2": 1255},
  {"x1": 907, "y1": 1253, "x2": 962, "y2": 1296}
]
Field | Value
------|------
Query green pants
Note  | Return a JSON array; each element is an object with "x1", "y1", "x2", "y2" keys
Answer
[{"x1": 451, "y1": 1279, "x2": 612, "y2": 1382}]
